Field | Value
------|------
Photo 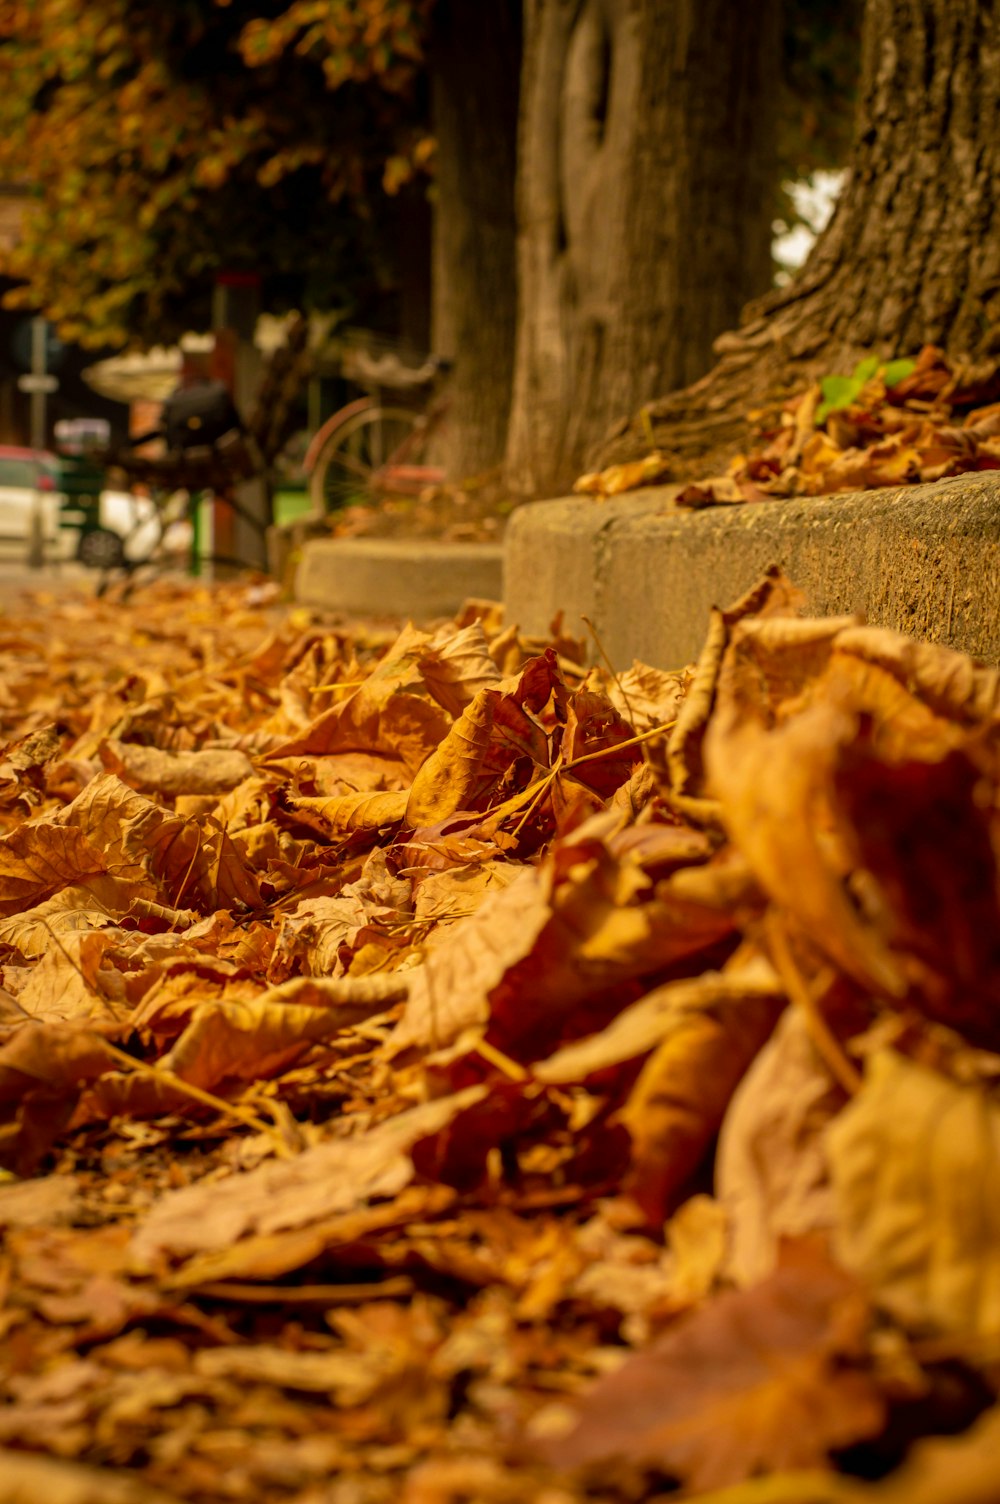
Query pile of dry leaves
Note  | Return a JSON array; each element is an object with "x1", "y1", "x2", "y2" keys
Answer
[
  {"x1": 575, "y1": 344, "x2": 1000, "y2": 504},
  {"x1": 1, "y1": 570, "x2": 1000, "y2": 1504}
]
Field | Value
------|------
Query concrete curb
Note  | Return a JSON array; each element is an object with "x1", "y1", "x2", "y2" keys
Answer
[
  {"x1": 295, "y1": 537, "x2": 504, "y2": 619},
  {"x1": 503, "y1": 473, "x2": 1000, "y2": 669}
]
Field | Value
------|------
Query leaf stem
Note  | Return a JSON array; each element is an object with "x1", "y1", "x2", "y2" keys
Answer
[
  {"x1": 97, "y1": 1037, "x2": 295, "y2": 1154},
  {"x1": 563, "y1": 719, "x2": 676, "y2": 770},
  {"x1": 766, "y1": 914, "x2": 862, "y2": 1096}
]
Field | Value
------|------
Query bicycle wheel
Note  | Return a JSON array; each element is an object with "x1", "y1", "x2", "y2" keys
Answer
[
  {"x1": 77, "y1": 525, "x2": 125, "y2": 571},
  {"x1": 309, "y1": 405, "x2": 424, "y2": 514}
]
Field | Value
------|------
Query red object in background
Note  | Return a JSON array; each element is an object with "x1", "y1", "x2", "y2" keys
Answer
[{"x1": 215, "y1": 270, "x2": 261, "y2": 290}]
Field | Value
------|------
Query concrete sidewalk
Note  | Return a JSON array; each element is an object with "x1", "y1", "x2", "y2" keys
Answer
[
  {"x1": 295, "y1": 537, "x2": 504, "y2": 621},
  {"x1": 503, "y1": 472, "x2": 1000, "y2": 669}
]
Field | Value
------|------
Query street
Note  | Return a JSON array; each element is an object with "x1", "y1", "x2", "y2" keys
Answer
[{"x1": 0, "y1": 558, "x2": 96, "y2": 607}]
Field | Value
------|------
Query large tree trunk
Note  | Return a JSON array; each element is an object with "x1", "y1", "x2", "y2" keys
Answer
[
  {"x1": 504, "y1": 0, "x2": 781, "y2": 499},
  {"x1": 429, "y1": 0, "x2": 521, "y2": 485},
  {"x1": 602, "y1": 0, "x2": 1000, "y2": 477}
]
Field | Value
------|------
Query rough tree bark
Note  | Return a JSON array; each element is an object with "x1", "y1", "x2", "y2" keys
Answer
[
  {"x1": 429, "y1": 0, "x2": 521, "y2": 485},
  {"x1": 602, "y1": 0, "x2": 1000, "y2": 477},
  {"x1": 504, "y1": 0, "x2": 781, "y2": 499}
]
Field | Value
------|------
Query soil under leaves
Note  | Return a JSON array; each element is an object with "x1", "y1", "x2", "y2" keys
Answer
[{"x1": 1, "y1": 570, "x2": 1000, "y2": 1504}]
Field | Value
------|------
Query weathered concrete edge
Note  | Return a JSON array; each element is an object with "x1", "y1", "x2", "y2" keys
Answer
[
  {"x1": 503, "y1": 474, "x2": 1000, "y2": 669},
  {"x1": 295, "y1": 537, "x2": 505, "y2": 620}
]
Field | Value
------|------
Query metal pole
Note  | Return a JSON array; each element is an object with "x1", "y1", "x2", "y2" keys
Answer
[
  {"x1": 27, "y1": 317, "x2": 48, "y2": 567},
  {"x1": 29, "y1": 316, "x2": 47, "y2": 450}
]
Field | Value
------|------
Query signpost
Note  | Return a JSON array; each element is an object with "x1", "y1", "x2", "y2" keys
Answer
[
  {"x1": 17, "y1": 374, "x2": 58, "y2": 394},
  {"x1": 20, "y1": 318, "x2": 56, "y2": 566},
  {"x1": 17, "y1": 317, "x2": 58, "y2": 451}
]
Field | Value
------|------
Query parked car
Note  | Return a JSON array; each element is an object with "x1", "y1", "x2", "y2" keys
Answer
[
  {"x1": 0, "y1": 445, "x2": 159, "y2": 568},
  {"x1": 0, "y1": 447, "x2": 65, "y2": 559}
]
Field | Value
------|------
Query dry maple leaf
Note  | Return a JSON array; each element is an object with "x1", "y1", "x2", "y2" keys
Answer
[
  {"x1": 532, "y1": 1244, "x2": 884, "y2": 1490},
  {"x1": 828, "y1": 1049, "x2": 1000, "y2": 1340},
  {"x1": 831, "y1": 740, "x2": 1000, "y2": 1050},
  {"x1": 129, "y1": 1087, "x2": 487, "y2": 1267},
  {"x1": 416, "y1": 618, "x2": 503, "y2": 716},
  {"x1": 98, "y1": 741, "x2": 255, "y2": 796},
  {"x1": 704, "y1": 603, "x2": 1000, "y2": 1042},
  {"x1": 560, "y1": 684, "x2": 638, "y2": 798},
  {"x1": 405, "y1": 682, "x2": 550, "y2": 829},
  {"x1": 267, "y1": 621, "x2": 450, "y2": 771},
  {"x1": 619, "y1": 979, "x2": 786, "y2": 1225},
  {"x1": 534, "y1": 957, "x2": 781, "y2": 1085},
  {"x1": 391, "y1": 819, "x2": 734, "y2": 1059},
  {"x1": 716, "y1": 1006, "x2": 846, "y2": 1287},
  {"x1": 276, "y1": 787, "x2": 410, "y2": 842}
]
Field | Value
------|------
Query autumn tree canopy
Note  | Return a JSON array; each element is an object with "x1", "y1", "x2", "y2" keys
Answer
[{"x1": 0, "y1": 0, "x2": 435, "y2": 346}]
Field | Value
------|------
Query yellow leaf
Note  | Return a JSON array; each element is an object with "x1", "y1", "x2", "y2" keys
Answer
[
  {"x1": 716, "y1": 1008, "x2": 845, "y2": 1287},
  {"x1": 99, "y1": 741, "x2": 254, "y2": 795},
  {"x1": 129, "y1": 1088, "x2": 486, "y2": 1266},
  {"x1": 279, "y1": 788, "x2": 409, "y2": 840},
  {"x1": 618, "y1": 975, "x2": 785, "y2": 1224},
  {"x1": 417, "y1": 618, "x2": 502, "y2": 717},
  {"x1": 405, "y1": 685, "x2": 549, "y2": 829},
  {"x1": 828, "y1": 1050, "x2": 1000, "y2": 1338}
]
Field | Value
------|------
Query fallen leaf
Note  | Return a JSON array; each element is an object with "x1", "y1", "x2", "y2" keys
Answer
[
  {"x1": 717, "y1": 1007, "x2": 845, "y2": 1287},
  {"x1": 619, "y1": 976, "x2": 785, "y2": 1224},
  {"x1": 0, "y1": 1172, "x2": 81, "y2": 1228},
  {"x1": 573, "y1": 450, "x2": 673, "y2": 497},
  {"x1": 98, "y1": 741, "x2": 255, "y2": 795},
  {"x1": 267, "y1": 622, "x2": 450, "y2": 770},
  {"x1": 277, "y1": 787, "x2": 410, "y2": 840},
  {"x1": 129, "y1": 1088, "x2": 486, "y2": 1266},
  {"x1": 392, "y1": 827, "x2": 735, "y2": 1058},
  {"x1": 416, "y1": 618, "x2": 503, "y2": 716},
  {"x1": 533, "y1": 1244, "x2": 884, "y2": 1490},
  {"x1": 405, "y1": 684, "x2": 550, "y2": 829},
  {"x1": 0, "y1": 1448, "x2": 185, "y2": 1504},
  {"x1": 828, "y1": 1049, "x2": 1000, "y2": 1338},
  {"x1": 560, "y1": 685, "x2": 638, "y2": 797}
]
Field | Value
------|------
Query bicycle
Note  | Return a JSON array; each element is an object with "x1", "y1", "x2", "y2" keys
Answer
[
  {"x1": 303, "y1": 332, "x2": 451, "y2": 517},
  {"x1": 93, "y1": 386, "x2": 269, "y2": 596}
]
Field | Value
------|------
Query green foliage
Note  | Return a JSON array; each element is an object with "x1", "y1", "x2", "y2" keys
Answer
[
  {"x1": 0, "y1": 0, "x2": 433, "y2": 347},
  {"x1": 816, "y1": 355, "x2": 917, "y2": 424},
  {"x1": 881, "y1": 358, "x2": 916, "y2": 389}
]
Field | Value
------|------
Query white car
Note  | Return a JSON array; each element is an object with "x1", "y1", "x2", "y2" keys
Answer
[
  {"x1": 0, "y1": 447, "x2": 65, "y2": 559},
  {"x1": 0, "y1": 446, "x2": 162, "y2": 568}
]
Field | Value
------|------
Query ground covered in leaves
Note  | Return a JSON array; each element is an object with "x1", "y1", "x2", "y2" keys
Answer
[{"x1": 1, "y1": 571, "x2": 1000, "y2": 1504}]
